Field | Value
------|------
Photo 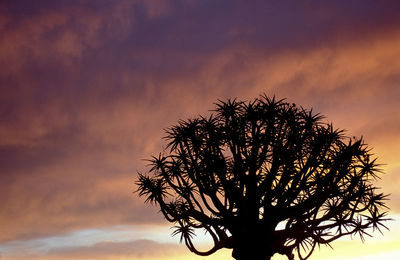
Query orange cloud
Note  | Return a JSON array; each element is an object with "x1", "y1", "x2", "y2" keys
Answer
[{"x1": 1, "y1": 2, "x2": 399, "y2": 256}]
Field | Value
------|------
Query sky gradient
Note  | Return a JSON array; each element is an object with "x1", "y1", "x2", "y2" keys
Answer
[{"x1": 1, "y1": 0, "x2": 400, "y2": 259}]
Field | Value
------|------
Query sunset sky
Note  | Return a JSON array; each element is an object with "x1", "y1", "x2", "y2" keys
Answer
[{"x1": 1, "y1": 1, "x2": 400, "y2": 259}]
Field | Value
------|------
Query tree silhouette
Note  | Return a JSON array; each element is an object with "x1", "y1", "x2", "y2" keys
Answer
[{"x1": 136, "y1": 95, "x2": 389, "y2": 260}]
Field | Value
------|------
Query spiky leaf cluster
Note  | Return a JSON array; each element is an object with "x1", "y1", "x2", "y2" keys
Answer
[{"x1": 136, "y1": 95, "x2": 389, "y2": 260}]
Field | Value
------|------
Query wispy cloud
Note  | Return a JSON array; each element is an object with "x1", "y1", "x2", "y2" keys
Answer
[{"x1": 0, "y1": 0, "x2": 399, "y2": 259}]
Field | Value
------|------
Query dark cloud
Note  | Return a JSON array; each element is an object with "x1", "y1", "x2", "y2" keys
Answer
[{"x1": 0, "y1": 0, "x2": 399, "y2": 250}]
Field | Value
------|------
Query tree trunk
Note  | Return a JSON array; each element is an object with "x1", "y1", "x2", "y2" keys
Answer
[
  {"x1": 231, "y1": 235, "x2": 273, "y2": 260},
  {"x1": 232, "y1": 246, "x2": 272, "y2": 260}
]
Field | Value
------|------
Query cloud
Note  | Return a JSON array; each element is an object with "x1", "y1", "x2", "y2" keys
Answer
[
  {"x1": 48, "y1": 239, "x2": 183, "y2": 258},
  {"x1": 1, "y1": 239, "x2": 187, "y2": 260},
  {"x1": 0, "y1": 0, "x2": 399, "y2": 247}
]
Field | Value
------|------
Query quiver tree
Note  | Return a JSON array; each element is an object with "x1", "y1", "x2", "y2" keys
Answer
[{"x1": 136, "y1": 95, "x2": 389, "y2": 260}]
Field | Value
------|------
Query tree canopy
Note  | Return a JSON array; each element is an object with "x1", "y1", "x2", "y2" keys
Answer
[{"x1": 136, "y1": 95, "x2": 389, "y2": 260}]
